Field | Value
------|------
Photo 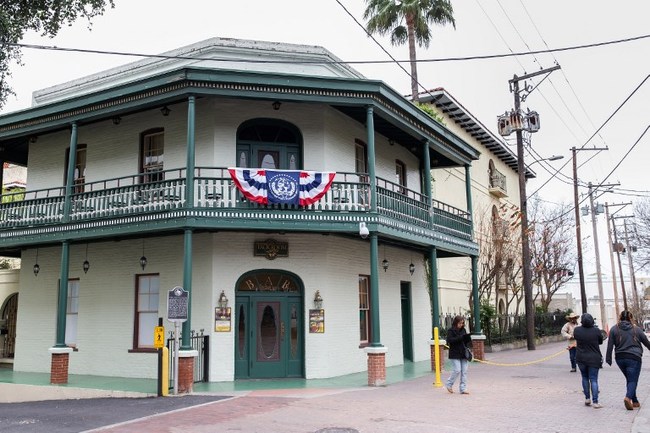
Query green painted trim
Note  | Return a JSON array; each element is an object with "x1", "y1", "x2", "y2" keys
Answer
[
  {"x1": 181, "y1": 229, "x2": 193, "y2": 350},
  {"x1": 471, "y1": 255, "x2": 481, "y2": 334},
  {"x1": 366, "y1": 106, "x2": 377, "y2": 213},
  {"x1": 62, "y1": 124, "x2": 77, "y2": 223},
  {"x1": 465, "y1": 165, "x2": 474, "y2": 238},
  {"x1": 185, "y1": 96, "x2": 196, "y2": 209},
  {"x1": 55, "y1": 241, "x2": 70, "y2": 347},
  {"x1": 369, "y1": 233, "x2": 382, "y2": 347},
  {"x1": 430, "y1": 247, "x2": 439, "y2": 331}
]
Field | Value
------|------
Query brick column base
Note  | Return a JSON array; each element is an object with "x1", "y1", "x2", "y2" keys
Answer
[
  {"x1": 471, "y1": 335, "x2": 486, "y2": 361},
  {"x1": 178, "y1": 350, "x2": 198, "y2": 394},
  {"x1": 365, "y1": 347, "x2": 388, "y2": 387},
  {"x1": 429, "y1": 339, "x2": 446, "y2": 371},
  {"x1": 49, "y1": 347, "x2": 73, "y2": 384}
]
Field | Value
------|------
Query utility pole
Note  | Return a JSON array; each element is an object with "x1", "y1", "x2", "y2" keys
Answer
[
  {"x1": 587, "y1": 183, "x2": 607, "y2": 329},
  {"x1": 499, "y1": 64, "x2": 560, "y2": 351},
  {"x1": 571, "y1": 146, "x2": 608, "y2": 314},
  {"x1": 623, "y1": 218, "x2": 639, "y2": 309},
  {"x1": 605, "y1": 203, "x2": 621, "y2": 319},
  {"x1": 611, "y1": 215, "x2": 629, "y2": 310}
]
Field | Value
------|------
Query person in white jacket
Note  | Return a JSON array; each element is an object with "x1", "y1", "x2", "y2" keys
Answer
[{"x1": 562, "y1": 312, "x2": 579, "y2": 372}]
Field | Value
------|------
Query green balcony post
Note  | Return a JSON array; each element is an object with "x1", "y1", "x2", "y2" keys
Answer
[
  {"x1": 185, "y1": 96, "x2": 196, "y2": 209},
  {"x1": 55, "y1": 241, "x2": 70, "y2": 347},
  {"x1": 181, "y1": 228, "x2": 193, "y2": 350},
  {"x1": 429, "y1": 247, "x2": 439, "y2": 332},
  {"x1": 366, "y1": 106, "x2": 377, "y2": 212},
  {"x1": 471, "y1": 255, "x2": 481, "y2": 334},
  {"x1": 465, "y1": 165, "x2": 473, "y2": 237},
  {"x1": 62, "y1": 123, "x2": 78, "y2": 222},
  {"x1": 369, "y1": 232, "x2": 382, "y2": 347},
  {"x1": 423, "y1": 141, "x2": 432, "y2": 228}
]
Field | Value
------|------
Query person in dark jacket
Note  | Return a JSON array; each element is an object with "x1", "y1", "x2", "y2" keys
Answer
[
  {"x1": 606, "y1": 310, "x2": 650, "y2": 410},
  {"x1": 445, "y1": 315, "x2": 472, "y2": 394},
  {"x1": 574, "y1": 313, "x2": 604, "y2": 408}
]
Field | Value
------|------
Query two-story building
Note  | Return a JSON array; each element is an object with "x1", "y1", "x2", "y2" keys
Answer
[{"x1": 0, "y1": 38, "x2": 525, "y2": 390}]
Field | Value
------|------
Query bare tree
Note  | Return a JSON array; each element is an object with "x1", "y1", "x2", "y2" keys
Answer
[
  {"x1": 528, "y1": 198, "x2": 576, "y2": 312},
  {"x1": 634, "y1": 199, "x2": 650, "y2": 271}
]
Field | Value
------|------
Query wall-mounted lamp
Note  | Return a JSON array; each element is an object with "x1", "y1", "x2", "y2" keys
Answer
[
  {"x1": 409, "y1": 262, "x2": 415, "y2": 276},
  {"x1": 33, "y1": 248, "x2": 40, "y2": 277},
  {"x1": 359, "y1": 222, "x2": 369, "y2": 239},
  {"x1": 83, "y1": 243, "x2": 90, "y2": 274},
  {"x1": 29, "y1": 136, "x2": 38, "y2": 144},
  {"x1": 112, "y1": 116, "x2": 122, "y2": 125},
  {"x1": 160, "y1": 106, "x2": 171, "y2": 116},
  {"x1": 313, "y1": 290, "x2": 323, "y2": 309},
  {"x1": 388, "y1": 139, "x2": 395, "y2": 146},
  {"x1": 272, "y1": 101, "x2": 282, "y2": 111},
  {"x1": 382, "y1": 244, "x2": 389, "y2": 272},
  {"x1": 139, "y1": 239, "x2": 147, "y2": 270},
  {"x1": 218, "y1": 290, "x2": 229, "y2": 308}
]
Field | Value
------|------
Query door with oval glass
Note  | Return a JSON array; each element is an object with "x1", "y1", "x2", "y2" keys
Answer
[{"x1": 235, "y1": 294, "x2": 303, "y2": 379}]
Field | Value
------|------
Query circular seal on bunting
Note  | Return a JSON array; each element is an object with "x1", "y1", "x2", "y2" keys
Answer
[{"x1": 268, "y1": 173, "x2": 298, "y2": 201}]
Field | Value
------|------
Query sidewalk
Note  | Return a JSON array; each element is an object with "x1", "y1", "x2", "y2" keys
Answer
[{"x1": 2, "y1": 341, "x2": 650, "y2": 433}]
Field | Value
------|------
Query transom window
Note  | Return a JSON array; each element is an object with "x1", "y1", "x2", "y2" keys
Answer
[{"x1": 236, "y1": 119, "x2": 302, "y2": 169}]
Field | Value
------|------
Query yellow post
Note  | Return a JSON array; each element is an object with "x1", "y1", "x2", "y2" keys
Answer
[
  {"x1": 161, "y1": 347, "x2": 169, "y2": 397},
  {"x1": 433, "y1": 326, "x2": 442, "y2": 387}
]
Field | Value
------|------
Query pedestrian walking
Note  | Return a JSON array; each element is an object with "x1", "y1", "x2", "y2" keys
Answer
[
  {"x1": 605, "y1": 310, "x2": 650, "y2": 410},
  {"x1": 562, "y1": 312, "x2": 579, "y2": 372},
  {"x1": 574, "y1": 313, "x2": 604, "y2": 408},
  {"x1": 445, "y1": 315, "x2": 472, "y2": 395}
]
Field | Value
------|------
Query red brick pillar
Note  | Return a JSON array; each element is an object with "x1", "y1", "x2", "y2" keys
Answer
[
  {"x1": 429, "y1": 339, "x2": 446, "y2": 371},
  {"x1": 178, "y1": 350, "x2": 198, "y2": 394},
  {"x1": 49, "y1": 347, "x2": 73, "y2": 384},
  {"x1": 471, "y1": 334, "x2": 486, "y2": 361},
  {"x1": 365, "y1": 347, "x2": 387, "y2": 387}
]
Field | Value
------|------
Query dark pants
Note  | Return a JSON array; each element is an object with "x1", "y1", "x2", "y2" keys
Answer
[
  {"x1": 568, "y1": 346, "x2": 577, "y2": 369},
  {"x1": 616, "y1": 358, "x2": 642, "y2": 403},
  {"x1": 577, "y1": 363, "x2": 600, "y2": 403}
]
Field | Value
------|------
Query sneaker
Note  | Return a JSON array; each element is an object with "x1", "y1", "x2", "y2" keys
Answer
[
  {"x1": 461, "y1": 391, "x2": 470, "y2": 395},
  {"x1": 585, "y1": 399, "x2": 592, "y2": 406},
  {"x1": 446, "y1": 386, "x2": 453, "y2": 394},
  {"x1": 593, "y1": 403, "x2": 603, "y2": 409},
  {"x1": 570, "y1": 368, "x2": 577, "y2": 372},
  {"x1": 633, "y1": 402, "x2": 641, "y2": 409},
  {"x1": 624, "y1": 397, "x2": 634, "y2": 410}
]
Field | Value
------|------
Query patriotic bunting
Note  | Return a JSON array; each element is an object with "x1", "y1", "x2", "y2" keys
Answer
[{"x1": 228, "y1": 168, "x2": 336, "y2": 206}]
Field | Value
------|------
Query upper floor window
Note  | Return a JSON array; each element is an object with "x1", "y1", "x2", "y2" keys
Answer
[
  {"x1": 64, "y1": 145, "x2": 87, "y2": 193},
  {"x1": 133, "y1": 274, "x2": 160, "y2": 350},
  {"x1": 140, "y1": 129, "x2": 164, "y2": 183},
  {"x1": 236, "y1": 119, "x2": 302, "y2": 169},
  {"x1": 396, "y1": 159, "x2": 407, "y2": 193}
]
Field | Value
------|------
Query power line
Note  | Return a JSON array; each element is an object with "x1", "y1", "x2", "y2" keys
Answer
[{"x1": 9, "y1": 33, "x2": 650, "y2": 65}]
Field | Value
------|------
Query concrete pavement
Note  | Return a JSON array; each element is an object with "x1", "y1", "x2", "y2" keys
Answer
[{"x1": 2, "y1": 341, "x2": 650, "y2": 433}]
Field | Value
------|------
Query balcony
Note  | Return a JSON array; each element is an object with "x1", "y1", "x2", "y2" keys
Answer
[
  {"x1": 0, "y1": 167, "x2": 473, "y2": 249},
  {"x1": 488, "y1": 169, "x2": 508, "y2": 198}
]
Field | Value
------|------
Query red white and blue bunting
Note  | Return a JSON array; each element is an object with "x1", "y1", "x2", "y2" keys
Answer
[{"x1": 228, "y1": 168, "x2": 336, "y2": 206}]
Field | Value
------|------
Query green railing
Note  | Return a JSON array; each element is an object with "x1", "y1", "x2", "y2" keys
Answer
[{"x1": 0, "y1": 167, "x2": 472, "y2": 239}]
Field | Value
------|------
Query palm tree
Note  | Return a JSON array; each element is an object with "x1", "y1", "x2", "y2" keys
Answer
[{"x1": 364, "y1": 0, "x2": 455, "y2": 103}]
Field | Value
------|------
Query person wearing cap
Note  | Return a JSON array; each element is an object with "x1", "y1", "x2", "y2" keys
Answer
[
  {"x1": 562, "y1": 312, "x2": 580, "y2": 372},
  {"x1": 574, "y1": 313, "x2": 604, "y2": 408}
]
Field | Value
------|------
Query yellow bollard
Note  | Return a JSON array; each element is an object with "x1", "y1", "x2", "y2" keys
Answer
[
  {"x1": 161, "y1": 347, "x2": 169, "y2": 397},
  {"x1": 433, "y1": 327, "x2": 442, "y2": 387}
]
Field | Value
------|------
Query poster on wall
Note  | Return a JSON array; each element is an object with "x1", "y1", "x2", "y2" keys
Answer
[
  {"x1": 309, "y1": 309, "x2": 325, "y2": 333},
  {"x1": 215, "y1": 307, "x2": 231, "y2": 332}
]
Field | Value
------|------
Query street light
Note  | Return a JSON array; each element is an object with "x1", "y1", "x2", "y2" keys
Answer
[{"x1": 527, "y1": 154, "x2": 564, "y2": 168}]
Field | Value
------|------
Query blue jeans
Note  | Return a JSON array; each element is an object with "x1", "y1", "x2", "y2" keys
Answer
[
  {"x1": 568, "y1": 346, "x2": 577, "y2": 369},
  {"x1": 616, "y1": 358, "x2": 642, "y2": 403},
  {"x1": 446, "y1": 359, "x2": 469, "y2": 393},
  {"x1": 577, "y1": 363, "x2": 600, "y2": 403}
]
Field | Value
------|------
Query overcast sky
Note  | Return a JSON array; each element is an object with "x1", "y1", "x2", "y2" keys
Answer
[{"x1": 4, "y1": 0, "x2": 650, "y2": 283}]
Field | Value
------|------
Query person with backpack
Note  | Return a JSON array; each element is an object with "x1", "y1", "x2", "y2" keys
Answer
[
  {"x1": 574, "y1": 313, "x2": 604, "y2": 408},
  {"x1": 606, "y1": 310, "x2": 650, "y2": 410}
]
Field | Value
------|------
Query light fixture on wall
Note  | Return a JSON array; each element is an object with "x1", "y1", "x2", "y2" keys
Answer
[
  {"x1": 272, "y1": 101, "x2": 282, "y2": 111},
  {"x1": 218, "y1": 290, "x2": 229, "y2": 308},
  {"x1": 359, "y1": 222, "x2": 369, "y2": 239},
  {"x1": 112, "y1": 116, "x2": 122, "y2": 125},
  {"x1": 313, "y1": 290, "x2": 323, "y2": 309},
  {"x1": 409, "y1": 251, "x2": 415, "y2": 276},
  {"x1": 33, "y1": 248, "x2": 40, "y2": 277},
  {"x1": 29, "y1": 136, "x2": 38, "y2": 144},
  {"x1": 139, "y1": 239, "x2": 147, "y2": 270},
  {"x1": 382, "y1": 244, "x2": 389, "y2": 272},
  {"x1": 160, "y1": 106, "x2": 171, "y2": 116},
  {"x1": 83, "y1": 243, "x2": 90, "y2": 274}
]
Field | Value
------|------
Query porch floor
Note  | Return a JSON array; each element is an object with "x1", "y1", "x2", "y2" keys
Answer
[{"x1": 0, "y1": 359, "x2": 433, "y2": 396}]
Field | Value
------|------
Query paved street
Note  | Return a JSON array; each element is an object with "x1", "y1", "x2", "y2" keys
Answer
[{"x1": 2, "y1": 341, "x2": 650, "y2": 433}]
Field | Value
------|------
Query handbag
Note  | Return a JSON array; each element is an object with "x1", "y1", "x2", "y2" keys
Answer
[{"x1": 464, "y1": 345, "x2": 473, "y2": 361}]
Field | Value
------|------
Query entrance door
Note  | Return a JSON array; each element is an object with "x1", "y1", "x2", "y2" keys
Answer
[
  {"x1": 234, "y1": 270, "x2": 304, "y2": 379},
  {"x1": 400, "y1": 282, "x2": 413, "y2": 361},
  {"x1": 1, "y1": 293, "x2": 18, "y2": 359}
]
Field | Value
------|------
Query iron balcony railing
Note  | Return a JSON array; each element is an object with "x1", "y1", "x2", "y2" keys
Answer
[
  {"x1": 0, "y1": 167, "x2": 472, "y2": 240},
  {"x1": 489, "y1": 169, "x2": 507, "y2": 196}
]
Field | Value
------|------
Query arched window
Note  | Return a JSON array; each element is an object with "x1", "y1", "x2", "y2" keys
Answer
[{"x1": 236, "y1": 119, "x2": 302, "y2": 169}]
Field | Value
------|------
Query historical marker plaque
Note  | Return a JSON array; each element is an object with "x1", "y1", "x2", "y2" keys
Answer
[{"x1": 167, "y1": 286, "x2": 189, "y2": 322}]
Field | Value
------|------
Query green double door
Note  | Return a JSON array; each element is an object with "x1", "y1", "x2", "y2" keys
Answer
[{"x1": 235, "y1": 294, "x2": 303, "y2": 379}]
